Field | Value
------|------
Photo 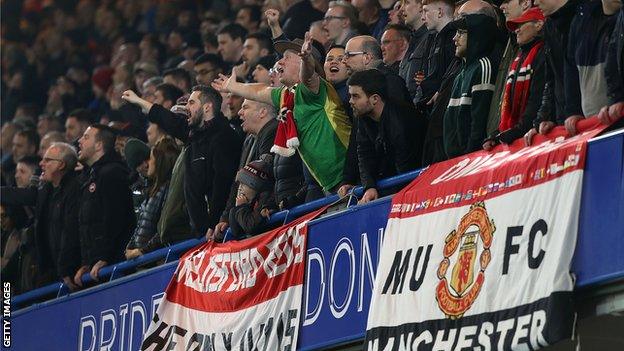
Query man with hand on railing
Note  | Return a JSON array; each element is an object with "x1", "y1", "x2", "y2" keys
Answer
[
  {"x1": 340, "y1": 69, "x2": 427, "y2": 204},
  {"x1": 74, "y1": 125, "x2": 136, "y2": 286}
]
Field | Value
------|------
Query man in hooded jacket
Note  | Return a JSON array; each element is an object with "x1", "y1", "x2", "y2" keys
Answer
[{"x1": 443, "y1": 13, "x2": 498, "y2": 159}]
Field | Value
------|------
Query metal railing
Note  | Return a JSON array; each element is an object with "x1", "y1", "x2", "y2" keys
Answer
[{"x1": 12, "y1": 168, "x2": 424, "y2": 309}]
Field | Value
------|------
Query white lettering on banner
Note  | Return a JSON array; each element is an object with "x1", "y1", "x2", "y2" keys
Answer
[
  {"x1": 303, "y1": 228, "x2": 384, "y2": 326},
  {"x1": 329, "y1": 238, "x2": 355, "y2": 319},
  {"x1": 430, "y1": 133, "x2": 592, "y2": 185},
  {"x1": 78, "y1": 294, "x2": 162, "y2": 351},
  {"x1": 176, "y1": 223, "x2": 306, "y2": 293},
  {"x1": 365, "y1": 311, "x2": 548, "y2": 350}
]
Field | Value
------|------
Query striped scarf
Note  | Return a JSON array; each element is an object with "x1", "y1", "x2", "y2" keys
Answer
[
  {"x1": 271, "y1": 87, "x2": 300, "y2": 157},
  {"x1": 499, "y1": 41, "x2": 543, "y2": 132}
]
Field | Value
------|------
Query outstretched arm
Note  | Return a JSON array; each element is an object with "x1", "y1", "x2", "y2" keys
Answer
[{"x1": 212, "y1": 69, "x2": 274, "y2": 105}]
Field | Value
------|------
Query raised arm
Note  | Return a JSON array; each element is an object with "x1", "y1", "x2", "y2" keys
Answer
[
  {"x1": 299, "y1": 31, "x2": 320, "y2": 94},
  {"x1": 265, "y1": 9, "x2": 284, "y2": 40}
]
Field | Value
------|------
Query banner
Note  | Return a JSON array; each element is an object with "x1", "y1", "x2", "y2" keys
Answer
[
  {"x1": 141, "y1": 207, "x2": 326, "y2": 351},
  {"x1": 366, "y1": 119, "x2": 609, "y2": 350}
]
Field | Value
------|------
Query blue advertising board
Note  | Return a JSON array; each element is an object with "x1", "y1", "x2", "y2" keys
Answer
[{"x1": 9, "y1": 200, "x2": 392, "y2": 351}]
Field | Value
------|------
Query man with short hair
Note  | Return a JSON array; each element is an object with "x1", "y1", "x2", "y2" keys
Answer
[
  {"x1": 141, "y1": 76, "x2": 164, "y2": 102},
  {"x1": 146, "y1": 123, "x2": 167, "y2": 147},
  {"x1": 524, "y1": 0, "x2": 581, "y2": 144},
  {"x1": 65, "y1": 109, "x2": 93, "y2": 144},
  {"x1": 194, "y1": 54, "x2": 224, "y2": 85},
  {"x1": 236, "y1": 5, "x2": 263, "y2": 33},
  {"x1": 341, "y1": 69, "x2": 427, "y2": 202},
  {"x1": 74, "y1": 125, "x2": 135, "y2": 285},
  {"x1": 443, "y1": 13, "x2": 498, "y2": 159},
  {"x1": 210, "y1": 99, "x2": 279, "y2": 240},
  {"x1": 381, "y1": 24, "x2": 411, "y2": 72},
  {"x1": 163, "y1": 68, "x2": 192, "y2": 94},
  {"x1": 154, "y1": 83, "x2": 184, "y2": 110},
  {"x1": 418, "y1": 0, "x2": 456, "y2": 104},
  {"x1": 217, "y1": 23, "x2": 248, "y2": 72},
  {"x1": 14, "y1": 156, "x2": 40, "y2": 188},
  {"x1": 12, "y1": 129, "x2": 39, "y2": 166},
  {"x1": 1, "y1": 142, "x2": 82, "y2": 290},
  {"x1": 122, "y1": 86, "x2": 243, "y2": 236},
  {"x1": 239, "y1": 33, "x2": 274, "y2": 81},
  {"x1": 323, "y1": 1, "x2": 360, "y2": 46},
  {"x1": 37, "y1": 114, "x2": 63, "y2": 139},
  {"x1": 399, "y1": 0, "x2": 432, "y2": 101},
  {"x1": 39, "y1": 131, "x2": 66, "y2": 158},
  {"x1": 352, "y1": 0, "x2": 389, "y2": 41},
  {"x1": 344, "y1": 35, "x2": 412, "y2": 103}
]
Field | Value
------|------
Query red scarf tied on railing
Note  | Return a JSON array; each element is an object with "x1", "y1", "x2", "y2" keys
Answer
[
  {"x1": 499, "y1": 41, "x2": 544, "y2": 132},
  {"x1": 271, "y1": 87, "x2": 300, "y2": 157}
]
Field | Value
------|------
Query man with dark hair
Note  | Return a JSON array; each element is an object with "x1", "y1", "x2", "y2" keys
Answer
[
  {"x1": 65, "y1": 109, "x2": 93, "y2": 144},
  {"x1": 380, "y1": 24, "x2": 411, "y2": 72},
  {"x1": 122, "y1": 85, "x2": 242, "y2": 236},
  {"x1": 13, "y1": 129, "x2": 40, "y2": 165},
  {"x1": 341, "y1": 69, "x2": 427, "y2": 203},
  {"x1": 14, "y1": 155, "x2": 40, "y2": 188},
  {"x1": 352, "y1": 0, "x2": 389, "y2": 41},
  {"x1": 324, "y1": 1, "x2": 360, "y2": 46},
  {"x1": 74, "y1": 124, "x2": 135, "y2": 285},
  {"x1": 194, "y1": 53, "x2": 225, "y2": 85},
  {"x1": 236, "y1": 5, "x2": 263, "y2": 33},
  {"x1": 524, "y1": 0, "x2": 581, "y2": 144},
  {"x1": 399, "y1": 0, "x2": 431, "y2": 100},
  {"x1": 239, "y1": 32, "x2": 274, "y2": 81},
  {"x1": 2, "y1": 142, "x2": 82, "y2": 290},
  {"x1": 163, "y1": 68, "x2": 193, "y2": 94},
  {"x1": 217, "y1": 23, "x2": 248, "y2": 71},
  {"x1": 154, "y1": 83, "x2": 184, "y2": 110}
]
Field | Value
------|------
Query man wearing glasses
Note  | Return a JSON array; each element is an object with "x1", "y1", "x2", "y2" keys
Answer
[
  {"x1": 1, "y1": 142, "x2": 82, "y2": 291},
  {"x1": 324, "y1": 1, "x2": 360, "y2": 46},
  {"x1": 344, "y1": 35, "x2": 413, "y2": 104},
  {"x1": 443, "y1": 14, "x2": 498, "y2": 159}
]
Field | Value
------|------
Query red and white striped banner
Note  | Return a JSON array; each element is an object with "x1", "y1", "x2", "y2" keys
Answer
[{"x1": 142, "y1": 208, "x2": 326, "y2": 351}]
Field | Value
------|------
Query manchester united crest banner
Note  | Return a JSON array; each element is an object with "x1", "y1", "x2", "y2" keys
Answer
[{"x1": 365, "y1": 119, "x2": 609, "y2": 350}]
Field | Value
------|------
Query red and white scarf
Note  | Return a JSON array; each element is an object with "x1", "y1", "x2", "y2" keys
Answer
[
  {"x1": 499, "y1": 41, "x2": 543, "y2": 132},
  {"x1": 271, "y1": 87, "x2": 300, "y2": 157}
]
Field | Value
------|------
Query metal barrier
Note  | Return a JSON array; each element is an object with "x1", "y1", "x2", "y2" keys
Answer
[{"x1": 12, "y1": 168, "x2": 424, "y2": 310}]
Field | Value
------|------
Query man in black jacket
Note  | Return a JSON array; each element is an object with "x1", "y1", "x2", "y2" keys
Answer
[
  {"x1": 208, "y1": 99, "x2": 278, "y2": 241},
  {"x1": 1, "y1": 142, "x2": 82, "y2": 290},
  {"x1": 600, "y1": 0, "x2": 624, "y2": 125},
  {"x1": 122, "y1": 86, "x2": 242, "y2": 236},
  {"x1": 74, "y1": 125, "x2": 135, "y2": 285},
  {"x1": 526, "y1": 0, "x2": 581, "y2": 144},
  {"x1": 342, "y1": 69, "x2": 427, "y2": 204}
]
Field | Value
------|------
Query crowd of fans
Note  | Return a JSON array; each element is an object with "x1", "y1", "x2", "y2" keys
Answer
[{"x1": 1, "y1": 0, "x2": 622, "y2": 295}]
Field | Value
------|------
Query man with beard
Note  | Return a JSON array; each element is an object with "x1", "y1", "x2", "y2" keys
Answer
[
  {"x1": 122, "y1": 86, "x2": 242, "y2": 236},
  {"x1": 74, "y1": 125, "x2": 135, "y2": 285},
  {"x1": 342, "y1": 69, "x2": 427, "y2": 203}
]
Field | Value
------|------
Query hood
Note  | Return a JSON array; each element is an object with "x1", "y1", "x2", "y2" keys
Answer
[{"x1": 452, "y1": 14, "x2": 499, "y2": 64}]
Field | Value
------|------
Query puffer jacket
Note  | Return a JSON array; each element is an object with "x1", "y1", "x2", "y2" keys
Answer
[
  {"x1": 273, "y1": 152, "x2": 305, "y2": 209},
  {"x1": 79, "y1": 152, "x2": 135, "y2": 266}
]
